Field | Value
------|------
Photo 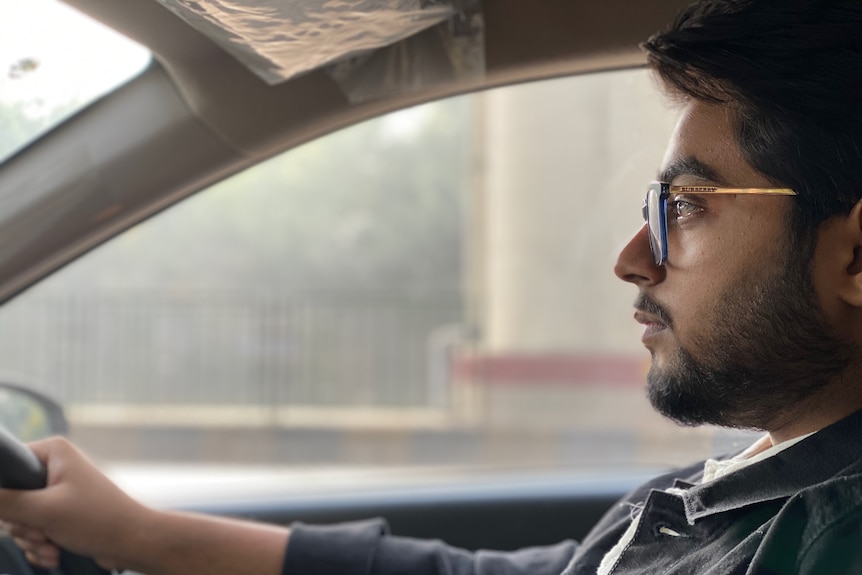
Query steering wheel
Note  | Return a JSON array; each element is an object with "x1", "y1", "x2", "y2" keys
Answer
[{"x1": 0, "y1": 426, "x2": 111, "y2": 575}]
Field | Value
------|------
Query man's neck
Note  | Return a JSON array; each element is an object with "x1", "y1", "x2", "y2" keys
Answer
[{"x1": 766, "y1": 378, "x2": 862, "y2": 444}]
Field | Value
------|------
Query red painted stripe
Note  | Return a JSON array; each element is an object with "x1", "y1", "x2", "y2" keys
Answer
[{"x1": 452, "y1": 353, "x2": 649, "y2": 386}]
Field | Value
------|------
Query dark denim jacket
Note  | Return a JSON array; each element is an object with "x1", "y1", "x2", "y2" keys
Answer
[{"x1": 284, "y1": 410, "x2": 862, "y2": 575}]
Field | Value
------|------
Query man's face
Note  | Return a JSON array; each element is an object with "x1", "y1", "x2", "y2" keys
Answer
[{"x1": 614, "y1": 100, "x2": 854, "y2": 430}]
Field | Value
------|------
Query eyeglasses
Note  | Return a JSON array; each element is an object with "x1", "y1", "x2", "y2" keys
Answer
[{"x1": 642, "y1": 181, "x2": 797, "y2": 265}]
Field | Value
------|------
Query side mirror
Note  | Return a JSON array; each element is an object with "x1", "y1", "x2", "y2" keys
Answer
[{"x1": 0, "y1": 382, "x2": 68, "y2": 441}]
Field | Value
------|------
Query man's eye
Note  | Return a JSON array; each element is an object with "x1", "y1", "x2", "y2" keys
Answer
[{"x1": 668, "y1": 199, "x2": 702, "y2": 220}]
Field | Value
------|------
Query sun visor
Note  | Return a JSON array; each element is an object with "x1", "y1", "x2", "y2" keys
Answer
[{"x1": 154, "y1": 0, "x2": 484, "y2": 103}]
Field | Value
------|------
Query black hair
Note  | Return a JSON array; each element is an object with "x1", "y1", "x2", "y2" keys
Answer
[{"x1": 643, "y1": 0, "x2": 862, "y2": 245}]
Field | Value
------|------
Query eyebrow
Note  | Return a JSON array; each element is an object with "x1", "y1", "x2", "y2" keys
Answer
[{"x1": 657, "y1": 157, "x2": 729, "y2": 186}]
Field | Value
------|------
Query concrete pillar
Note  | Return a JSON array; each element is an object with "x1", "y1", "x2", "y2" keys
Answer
[{"x1": 478, "y1": 70, "x2": 678, "y2": 354}]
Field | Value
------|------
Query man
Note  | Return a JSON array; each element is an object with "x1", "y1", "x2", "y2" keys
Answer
[{"x1": 2, "y1": 0, "x2": 862, "y2": 573}]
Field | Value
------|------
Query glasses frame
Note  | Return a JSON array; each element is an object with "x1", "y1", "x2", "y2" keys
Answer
[{"x1": 642, "y1": 181, "x2": 796, "y2": 266}]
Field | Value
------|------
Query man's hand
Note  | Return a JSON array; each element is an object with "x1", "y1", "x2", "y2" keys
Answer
[
  {"x1": 0, "y1": 437, "x2": 290, "y2": 575},
  {"x1": 0, "y1": 436, "x2": 147, "y2": 570}
]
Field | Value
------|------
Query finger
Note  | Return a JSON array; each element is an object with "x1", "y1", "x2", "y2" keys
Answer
[
  {"x1": 2, "y1": 521, "x2": 62, "y2": 567},
  {"x1": 5, "y1": 523, "x2": 50, "y2": 544},
  {"x1": 19, "y1": 437, "x2": 60, "y2": 470},
  {"x1": 14, "y1": 538, "x2": 58, "y2": 558},
  {"x1": 26, "y1": 437, "x2": 77, "y2": 481},
  {"x1": 24, "y1": 546, "x2": 60, "y2": 569},
  {"x1": 26, "y1": 437, "x2": 67, "y2": 459}
]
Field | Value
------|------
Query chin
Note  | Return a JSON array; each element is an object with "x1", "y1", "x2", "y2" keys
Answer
[{"x1": 645, "y1": 361, "x2": 735, "y2": 428}]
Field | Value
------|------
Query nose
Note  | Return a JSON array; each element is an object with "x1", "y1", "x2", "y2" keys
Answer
[{"x1": 614, "y1": 224, "x2": 666, "y2": 286}]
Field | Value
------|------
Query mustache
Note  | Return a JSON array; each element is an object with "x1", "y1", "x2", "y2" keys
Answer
[{"x1": 635, "y1": 293, "x2": 673, "y2": 327}]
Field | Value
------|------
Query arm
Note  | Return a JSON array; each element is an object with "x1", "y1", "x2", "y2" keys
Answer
[
  {"x1": 0, "y1": 437, "x2": 578, "y2": 575},
  {"x1": 0, "y1": 437, "x2": 289, "y2": 575},
  {"x1": 285, "y1": 521, "x2": 578, "y2": 575}
]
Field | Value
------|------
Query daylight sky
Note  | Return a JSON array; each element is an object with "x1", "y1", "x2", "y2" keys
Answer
[{"x1": 0, "y1": 0, "x2": 150, "y2": 115}]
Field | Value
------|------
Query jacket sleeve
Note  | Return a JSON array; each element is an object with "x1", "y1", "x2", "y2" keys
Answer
[{"x1": 282, "y1": 519, "x2": 578, "y2": 575}]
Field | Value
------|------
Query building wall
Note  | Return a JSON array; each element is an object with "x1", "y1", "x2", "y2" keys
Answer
[{"x1": 477, "y1": 70, "x2": 678, "y2": 354}]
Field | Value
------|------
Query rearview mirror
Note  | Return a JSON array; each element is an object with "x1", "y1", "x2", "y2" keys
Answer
[{"x1": 0, "y1": 383, "x2": 68, "y2": 441}]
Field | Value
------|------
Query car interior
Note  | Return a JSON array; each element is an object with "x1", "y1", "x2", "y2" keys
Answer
[{"x1": 0, "y1": 1, "x2": 760, "y2": 573}]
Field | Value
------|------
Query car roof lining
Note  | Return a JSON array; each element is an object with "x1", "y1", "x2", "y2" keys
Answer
[
  {"x1": 151, "y1": 0, "x2": 471, "y2": 88},
  {"x1": 66, "y1": 0, "x2": 689, "y2": 156}
]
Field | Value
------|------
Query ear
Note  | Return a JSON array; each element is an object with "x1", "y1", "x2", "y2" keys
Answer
[{"x1": 835, "y1": 198, "x2": 862, "y2": 307}]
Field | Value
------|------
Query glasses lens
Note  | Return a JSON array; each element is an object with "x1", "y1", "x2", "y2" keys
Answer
[{"x1": 646, "y1": 185, "x2": 664, "y2": 265}]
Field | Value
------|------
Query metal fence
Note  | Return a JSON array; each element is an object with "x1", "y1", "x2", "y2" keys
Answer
[{"x1": 0, "y1": 290, "x2": 463, "y2": 408}]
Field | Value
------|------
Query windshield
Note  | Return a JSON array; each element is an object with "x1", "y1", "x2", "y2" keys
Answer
[{"x1": 0, "y1": 0, "x2": 150, "y2": 162}]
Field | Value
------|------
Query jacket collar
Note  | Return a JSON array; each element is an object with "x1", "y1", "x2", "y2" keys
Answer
[{"x1": 679, "y1": 408, "x2": 862, "y2": 524}]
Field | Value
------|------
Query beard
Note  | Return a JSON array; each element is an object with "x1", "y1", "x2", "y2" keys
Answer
[{"x1": 641, "y1": 246, "x2": 857, "y2": 430}]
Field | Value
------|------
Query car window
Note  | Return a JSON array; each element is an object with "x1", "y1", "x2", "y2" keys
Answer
[
  {"x1": 0, "y1": 0, "x2": 150, "y2": 163},
  {"x1": 0, "y1": 69, "x2": 758, "y2": 504}
]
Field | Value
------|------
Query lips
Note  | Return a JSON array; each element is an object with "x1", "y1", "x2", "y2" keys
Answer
[{"x1": 634, "y1": 310, "x2": 668, "y2": 340}]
